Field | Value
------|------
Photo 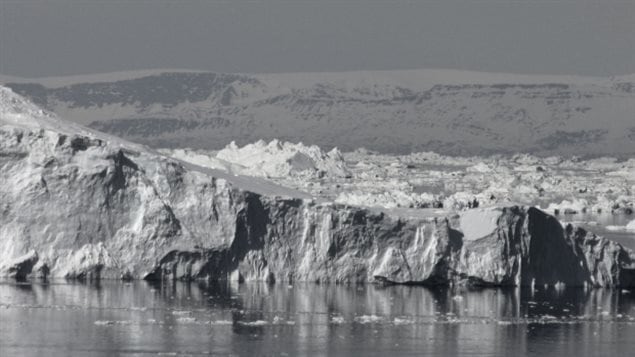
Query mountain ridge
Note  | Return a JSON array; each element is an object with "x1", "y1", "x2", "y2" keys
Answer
[
  {"x1": 3, "y1": 69, "x2": 635, "y2": 157},
  {"x1": 4, "y1": 68, "x2": 633, "y2": 87}
]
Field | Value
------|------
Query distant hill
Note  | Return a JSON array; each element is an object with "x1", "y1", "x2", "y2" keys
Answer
[{"x1": 4, "y1": 69, "x2": 635, "y2": 157}]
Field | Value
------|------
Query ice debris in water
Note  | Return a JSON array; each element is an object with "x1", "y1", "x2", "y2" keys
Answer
[
  {"x1": 354, "y1": 315, "x2": 384, "y2": 324},
  {"x1": 331, "y1": 316, "x2": 346, "y2": 324},
  {"x1": 171, "y1": 310, "x2": 192, "y2": 316},
  {"x1": 176, "y1": 317, "x2": 197, "y2": 323},
  {"x1": 606, "y1": 220, "x2": 635, "y2": 232},
  {"x1": 94, "y1": 320, "x2": 133, "y2": 326},
  {"x1": 210, "y1": 320, "x2": 233, "y2": 325},
  {"x1": 215, "y1": 139, "x2": 350, "y2": 179},
  {"x1": 237, "y1": 320, "x2": 268, "y2": 326},
  {"x1": 393, "y1": 317, "x2": 415, "y2": 325}
]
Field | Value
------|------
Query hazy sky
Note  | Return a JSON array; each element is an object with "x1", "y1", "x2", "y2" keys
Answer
[{"x1": 1, "y1": 0, "x2": 634, "y2": 77}]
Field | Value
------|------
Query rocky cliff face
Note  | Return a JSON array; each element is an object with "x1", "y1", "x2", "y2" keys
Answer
[{"x1": 1, "y1": 86, "x2": 635, "y2": 287}]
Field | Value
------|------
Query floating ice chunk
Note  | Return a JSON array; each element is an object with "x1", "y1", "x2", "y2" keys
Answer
[
  {"x1": 94, "y1": 320, "x2": 115, "y2": 326},
  {"x1": 215, "y1": 139, "x2": 350, "y2": 179},
  {"x1": 606, "y1": 220, "x2": 635, "y2": 232},
  {"x1": 466, "y1": 162, "x2": 492, "y2": 173},
  {"x1": 238, "y1": 320, "x2": 268, "y2": 326},
  {"x1": 172, "y1": 310, "x2": 192, "y2": 316},
  {"x1": 210, "y1": 320, "x2": 233, "y2": 325},
  {"x1": 94, "y1": 320, "x2": 132, "y2": 326},
  {"x1": 272, "y1": 316, "x2": 295, "y2": 325},
  {"x1": 547, "y1": 199, "x2": 589, "y2": 215},
  {"x1": 393, "y1": 317, "x2": 414, "y2": 325},
  {"x1": 354, "y1": 315, "x2": 383, "y2": 324},
  {"x1": 331, "y1": 316, "x2": 346, "y2": 324},
  {"x1": 161, "y1": 148, "x2": 239, "y2": 173}
]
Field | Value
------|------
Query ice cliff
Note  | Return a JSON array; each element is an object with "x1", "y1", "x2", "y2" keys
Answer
[{"x1": 2, "y1": 86, "x2": 635, "y2": 288}]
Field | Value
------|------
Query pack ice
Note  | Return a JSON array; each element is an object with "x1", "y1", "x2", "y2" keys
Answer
[{"x1": 2, "y1": 86, "x2": 635, "y2": 288}]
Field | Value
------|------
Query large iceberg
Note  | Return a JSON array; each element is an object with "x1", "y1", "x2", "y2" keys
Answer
[{"x1": 1, "y1": 86, "x2": 635, "y2": 288}]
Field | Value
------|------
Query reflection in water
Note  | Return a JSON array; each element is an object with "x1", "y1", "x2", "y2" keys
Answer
[{"x1": 1, "y1": 281, "x2": 635, "y2": 356}]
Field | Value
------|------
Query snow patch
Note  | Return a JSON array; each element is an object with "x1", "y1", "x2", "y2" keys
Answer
[{"x1": 459, "y1": 208, "x2": 501, "y2": 241}]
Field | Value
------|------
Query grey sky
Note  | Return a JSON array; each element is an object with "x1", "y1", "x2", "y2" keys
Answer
[{"x1": 1, "y1": 0, "x2": 634, "y2": 77}]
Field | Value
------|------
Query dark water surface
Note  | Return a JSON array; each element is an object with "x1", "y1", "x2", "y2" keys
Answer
[{"x1": 2, "y1": 281, "x2": 635, "y2": 356}]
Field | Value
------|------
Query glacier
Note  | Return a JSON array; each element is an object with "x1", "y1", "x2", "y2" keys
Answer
[{"x1": 2, "y1": 86, "x2": 635, "y2": 288}]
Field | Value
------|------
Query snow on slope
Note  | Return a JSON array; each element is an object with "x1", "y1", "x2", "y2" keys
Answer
[
  {"x1": 4, "y1": 69, "x2": 635, "y2": 157},
  {"x1": 0, "y1": 86, "x2": 311, "y2": 199},
  {"x1": 0, "y1": 86, "x2": 77, "y2": 132}
]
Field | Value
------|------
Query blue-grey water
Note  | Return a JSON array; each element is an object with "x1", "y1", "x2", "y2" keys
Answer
[{"x1": 2, "y1": 281, "x2": 635, "y2": 356}]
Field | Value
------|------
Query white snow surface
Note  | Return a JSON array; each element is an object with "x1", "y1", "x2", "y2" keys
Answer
[{"x1": 460, "y1": 208, "x2": 501, "y2": 241}]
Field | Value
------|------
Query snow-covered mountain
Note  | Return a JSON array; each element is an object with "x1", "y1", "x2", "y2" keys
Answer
[{"x1": 4, "y1": 69, "x2": 635, "y2": 157}]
